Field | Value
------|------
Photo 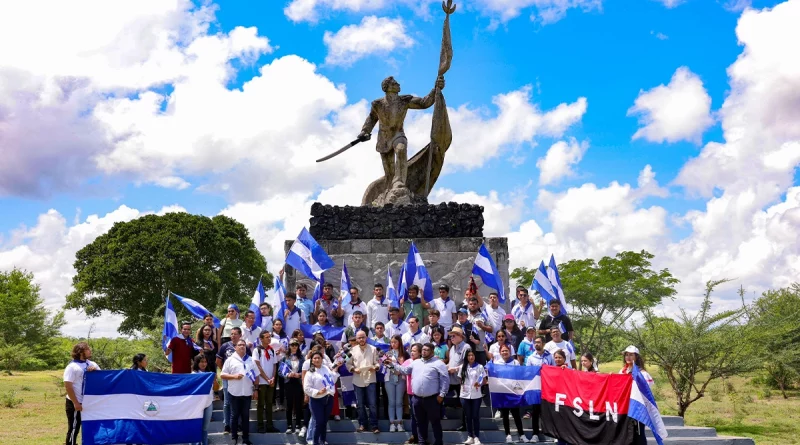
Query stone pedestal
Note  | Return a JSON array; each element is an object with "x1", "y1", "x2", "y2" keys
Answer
[{"x1": 283, "y1": 237, "x2": 509, "y2": 307}]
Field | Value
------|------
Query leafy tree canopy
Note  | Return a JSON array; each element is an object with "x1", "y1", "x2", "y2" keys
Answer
[
  {"x1": 66, "y1": 212, "x2": 268, "y2": 334},
  {"x1": 0, "y1": 268, "x2": 65, "y2": 346}
]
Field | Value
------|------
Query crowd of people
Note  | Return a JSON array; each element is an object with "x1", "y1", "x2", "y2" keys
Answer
[{"x1": 64, "y1": 281, "x2": 654, "y2": 445}]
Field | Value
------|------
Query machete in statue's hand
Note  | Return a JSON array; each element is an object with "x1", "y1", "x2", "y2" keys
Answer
[{"x1": 316, "y1": 133, "x2": 371, "y2": 163}]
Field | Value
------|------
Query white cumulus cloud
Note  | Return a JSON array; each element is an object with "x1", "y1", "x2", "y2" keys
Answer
[
  {"x1": 536, "y1": 138, "x2": 589, "y2": 185},
  {"x1": 324, "y1": 16, "x2": 415, "y2": 66},
  {"x1": 628, "y1": 66, "x2": 714, "y2": 144}
]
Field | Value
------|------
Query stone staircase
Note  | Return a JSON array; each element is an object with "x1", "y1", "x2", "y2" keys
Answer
[{"x1": 206, "y1": 400, "x2": 754, "y2": 445}]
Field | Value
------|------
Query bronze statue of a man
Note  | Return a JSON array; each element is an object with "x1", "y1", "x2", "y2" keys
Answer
[{"x1": 358, "y1": 76, "x2": 445, "y2": 189}]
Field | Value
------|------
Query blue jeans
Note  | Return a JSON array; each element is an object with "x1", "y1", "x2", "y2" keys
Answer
[
  {"x1": 385, "y1": 379, "x2": 406, "y2": 423},
  {"x1": 229, "y1": 395, "x2": 251, "y2": 441},
  {"x1": 191, "y1": 403, "x2": 213, "y2": 445},
  {"x1": 354, "y1": 383, "x2": 378, "y2": 429},
  {"x1": 306, "y1": 413, "x2": 315, "y2": 442},
  {"x1": 462, "y1": 398, "x2": 482, "y2": 438},
  {"x1": 409, "y1": 395, "x2": 417, "y2": 437},
  {"x1": 309, "y1": 395, "x2": 333, "y2": 445},
  {"x1": 222, "y1": 380, "x2": 231, "y2": 427}
]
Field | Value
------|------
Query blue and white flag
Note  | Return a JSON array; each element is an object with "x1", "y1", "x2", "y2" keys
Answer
[
  {"x1": 547, "y1": 255, "x2": 568, "y2": 315},
  {"x1": 312, "y1": 272, "x2": 325, "y2": 306},
  {"x1": 629, "y1": 364, "x2": 668, "y2": 445},
  {"x1": 339, "y1": 263, "x2": 352, "y2": 309},
  {"x1": 472, "y1": 243, "x2": 506, "y2": 303},
  {"x1": 299, "y1": 324, "x2": 346, "y2": 342},
  {"x1": 406, "y1": 243, "x2": 434, "y2": 302},
  {"x1": 487, "y1": 363, "x2": 542, "y2": 408},
  {"x1": 286, "y1": 228, "x2": 334, "y2": 281},
  {"x1": 279, "y1": 361, "x2": 292, "y2": 377},
  {"x1": 245, "y1": 361, "x2": 259, "y2": 383},
  {"x1": 249, "y1": 279, "x2": 267, "y2": 329},
  {"x1": 532, "y1": 261, "x2": 557, "y2": 306},
  {"x1": 170, "y1": 292, "x2": 221, "y2": 329},
  {"x1": 82, "y1": 370, "x2": 213, "y2": 445},
  {"x1": 387, "y1": 266, "x2": 400, "y2": 309},
  {"x1": 398, "y1": 261, "x2": 408, "y2": 300},
  {"x1": 162, "y1": 295, "x2": 179, "y2": 363},
  {"x1": 274, "y1": 275, "x2": 289, "y2": 325},
  {"x1": 338, "y1": 363, "x2": 357, "y2": 406},
  {"x1": 367, "y1": 338, "x2": 391, "y2": 352}
]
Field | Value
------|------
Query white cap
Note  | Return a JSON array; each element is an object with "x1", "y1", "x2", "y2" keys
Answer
[{"x1": 623, "y1": 345, "x2": 640, "y2": 355}]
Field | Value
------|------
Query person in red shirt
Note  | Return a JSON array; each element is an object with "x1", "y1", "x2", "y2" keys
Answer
[{"x1": 165, "y1": 322, "x2": 199, "y2": 374}]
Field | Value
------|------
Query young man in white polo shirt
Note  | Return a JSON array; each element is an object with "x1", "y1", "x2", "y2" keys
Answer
[
  {"x1": 282, "y1": 292, "x2": 307, "y2": 338},
  {"x1": 64, "y1": 342, "x2": 100, "y2": 445},
  {"x1": 221, "y1": 340, "x2": 257, "y2": 445},
  {"x1": 431, "y1": 284, "x2": 457, "y2": 333},
  {"x1": 366, "y1": 283, "x2": 391, "y2": 332}
]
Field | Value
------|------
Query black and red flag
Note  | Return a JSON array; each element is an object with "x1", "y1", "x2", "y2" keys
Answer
[{"x1": 541, "y1": 366, "x2": 636, "y2": 445}]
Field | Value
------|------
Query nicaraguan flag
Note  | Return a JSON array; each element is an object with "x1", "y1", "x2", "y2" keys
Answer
[
  {"x1": 387, "y1": 265, "x2": 400, "y2": 308},
  {"x1": 279, "y1": 361, "x2": 292, "y2": 378},
  {"x1": 339, "y1": 263, "x2": 353, "y2": 309},
  {"x1": 547, "y1": 255, "x2": 568, "y2": 315},
  {"x1": 487, "y1": 363, "x2": 542, "y2": 408},
  {"x1": 367, "y1": 338, "x2": 390, "y2": 352},
  {"x1": 630, "y1": 364, "x2": 668, "y2": 445},
  {"x1": 249, "y1": 279, "x2": 267, "y2": 329},
  {"x1": 82, "y1": 370, "x2": 213, "y2": 445},
  {"x1": 338, "y1": 364, "x2": 357, "y2": 406},
  {"x1": 398, "y1": 261, "x2": 408, "y2": 300},
  {"x1": 406, "y1": 243, "x2": 433, "y2": 302},
  {"x1": 312, "y1": 272, "x2": 325, "y2": 306},
  {"x1": 162, "y1": 295, "x2": 179, "y2": 363},
  {"x1": 274, "y1": 275, "x2": 289, "y2": 325},
  {"x1": 472, "y1": 243, "x2": 506, "y2": 303},
  {"x1": 300, "y1": 324, "x2": 346, "y2": 341},
  {"x1": 286, "y1": 228, "x2": 334, "y2": 281},
  {"x1": 170, "y1": 292, "x2": 221, "y2": 329},
  {"x1": 532, "y1": 261, "x2": 557, "y2": 306}
]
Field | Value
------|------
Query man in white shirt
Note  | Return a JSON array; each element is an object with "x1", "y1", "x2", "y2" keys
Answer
[
  {"x1": 347, "y1": 331, "x2": 380, "y2": 433},
  {"x1": 64, "y1": 342, "x2": 100, "y2": 445},
  {"x1": 385, "y1": 306, "x2": 409, "y2": 338},
  {"x1": 401, "y1": 316, "x2": 429, "y2": 349},
  {"x1": 544, "y1": 327, "x2": 576, "y2": 369},
  {"x1": 366, "y1": 283, "x2": 391, "y2": 332},
  {"x1": 254, "y1": 331, "x2": 279, "y2": 433},
  {"x1": 483, "y1": 292, "x2": 506, "y2": 339},
  {"x1": 283, "y1": 292, "x2": 307, "y2": 338},
  {"x1": 221, "y1": 340, "x2": 257, "y2": 445},
  {"x1": 339, "y1": 287, "x2": 369, "y2": 328},
  {"x1": 242, "y1": 310, "x2": 262, "y2": 349},
  {"x1": 511, "y1": 289, "x2": 541, "y2": 332},
  {"x1": 431, "y1": 284, "x2": 457, "y2": 333},
  {"x1": 466, "y1": 297, "x2": 489, "y2": 364}
]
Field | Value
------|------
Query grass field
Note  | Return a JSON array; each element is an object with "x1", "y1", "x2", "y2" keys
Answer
[{"x1": 1, "y1": 367, "x2": 798, "y2": 444}]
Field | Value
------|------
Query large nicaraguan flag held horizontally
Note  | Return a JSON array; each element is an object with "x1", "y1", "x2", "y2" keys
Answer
[
  {"x1": 487, "y1": 363, "x2": 542, "y2": 408},
  {"x1": 540, "y1": 366, "x2": 635, "y2": 445},
  {"x1": 286, "y1": 227, "x2": 334, "y2": 281},
  {"x1": 82, "y1": 370, "x2": 214, "y2": 445}
]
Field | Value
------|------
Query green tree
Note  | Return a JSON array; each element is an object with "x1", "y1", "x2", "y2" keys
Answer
[
  {"x1": 749, "y1": 283, "x2": 800, "y2": 398},
  {"x1": 628, "y1": 279, "x2": 760, "y2": 417},
  {"x1": 511, "y1": 250, "x2": 678, "y2": 359},
  {"x1": 0, "y1": 269, "x2": 66, "y2": 370},
  {"x1": 66, "y1": 212, "x2": 269, "y2": 334}
]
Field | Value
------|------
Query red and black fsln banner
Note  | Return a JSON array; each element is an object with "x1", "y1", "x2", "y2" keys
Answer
[{"x1": 541, "y1": 366, "x2": 635, "y2": 445}]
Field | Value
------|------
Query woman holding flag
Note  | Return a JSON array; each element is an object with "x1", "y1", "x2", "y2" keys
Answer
[
  {"x1": 460, "y1": 349, "x2": 486, "y2": 445},
  {"x1": 492, "y1": 344, "x2": 528, "y2": 443},
  {"x1": 385, "y1": 334, "x2": 408, "y2": 432},
  {"x1": 304, "y1": 351, "x2": 340, "y2": 445}
]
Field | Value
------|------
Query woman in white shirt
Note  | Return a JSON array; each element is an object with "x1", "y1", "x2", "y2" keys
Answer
[
  {"x1": 493, "y1": 344, "x2": 528, "y2": 443},
  {"x1": 620, "y1": 346, "x2": 653, "y2": 445},
  {"x1": 303, "y1": 351, "x2": 339, "y2": 445},
  {"x1": 460, "y1": 349, "x2": 486, "y2": 445},
  {"x1": 487, "y1": 330, "x2": 516, "y2": 362}
]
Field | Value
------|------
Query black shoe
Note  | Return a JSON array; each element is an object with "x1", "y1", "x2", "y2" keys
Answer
[
  {"x1": 406, "y1": 436, "x2": 418, "y2": 444},
  {"x1": 257, "y1": 426, "x2": 266, "y2": 434},
  {"x1": 267, "y1": 426, "x2": 280, "y2": 433},
  {"x1": 224, "y1": 425, "x2": 231, "y2": 434},
  {"x1": 242, "y1": 440, "x2": 253, "y2": 445},
  {"x1": 457, "y1": 425, "x2": 466, "y2": 432}
]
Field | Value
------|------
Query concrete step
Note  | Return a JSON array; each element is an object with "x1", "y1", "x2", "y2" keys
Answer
[
  {"x1": 662, "y1": 416, "x2": 685, "y2": 427},
  {"x1": 213, "y1": 405, "x2": 496, "y2": 421}
]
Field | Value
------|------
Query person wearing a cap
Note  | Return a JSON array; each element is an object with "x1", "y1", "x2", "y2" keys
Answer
[
  {"x1": 218, "y1": 303, "x2": 244, "y2": 346},
  {"x1": 386, "y1": 306, "x2": 410, "y2": 338},
  {"x1": 501, "y1": 315, "x2": 524, "y2": 352},
  {"x1": 446, "y1": 326, "x2": 470, "y2": 420},
  {"x1": 621, "y1": 345, "x2": 653, "y2": 445},
  {"x1": 452, "y1": 308, "x2": 475, "y2": 348},
  {"x1": 280, "y1": 339, "x2": 306, "y2": 434},
  {"x1": 283, "y1": 292, "x2": 308, "y2": 341},
  {"x1": 538, "y1": 298, "x2": 574, "y2": 343},
  {"x1": 431, "y1": 284, "x2": 457, "y2": 333},
  {"x1": 544, "y1": 326, "x2": 576, "y2": 369}
]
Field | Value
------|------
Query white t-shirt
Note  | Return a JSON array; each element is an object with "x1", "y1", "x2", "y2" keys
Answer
[
  {"x1": 342, "y1": 300, "x2": 368, "y2": 328},
  {"x1": 511, "y1": 302, "x2": 538, "y2": 331},
  {"x1": 492, "y1": 356, "x2": 520, "y2": 366},
  {"x1": 489, "y1": 342, "x2": 516, "y2": 359},
  {"x1": 401, "y1": 329, "x2": 429, "y2": 348},
  {"x1": 302, "y1": 354, "x2": 332, "y2": 371},
  {"x1": 221, "y1": 353, "x2": 256, "y2": 397},
  {"x1": 483, "y1": 305, "x2": 506, "y2": 337},
  {"x1": 432, "y1": 298, "x2": 457, "y2": 331},
  {"x1": 366, "y1": 297, "x2": 391, "y2": 330},
  {"x1": 242, "y1": 325, "x2": 262, "y2": 349},
  {"x1": 459, "y1": 363, "x2": 487, "y2": 399},
  {"x1": 621, "y1": 368, "x2": 654, "y2": 387},
  {"x1": 283, "y1": 307, "x2": 307, "y2": 339},
  {"x1": 545, "y1": 340, "x2": 576, "y2": 365},
  {"x1": 255, "y1": 347, "x2": 277, "y2": 385},
  {"x1": 63, "y1": 360, "x2": 100, "y2": 404},
  {"x1": 385, "y1": 320, "x2": 410, "y2": 339}
]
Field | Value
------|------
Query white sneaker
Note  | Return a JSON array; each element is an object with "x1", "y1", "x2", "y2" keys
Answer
[
  {"x1": 334, "y1": 415, "x2": 341, "y2": 421},
  {"x1": 298, "y1": 427, "x2": 307, "y2": 436},
  {"x1": 473, "y1": 439, "x2": 482, "y2": 445},
  {"x1": 519, "y1": 435, "x2": 530, "y2": 443},
  {"x1": 390, "y1": 424, "x2": 397, "y2": 432},
  {"x1": 285, "y1": 428, "x2": 294, "y2": 434},
  {"x1": 397, "y1": 423, "x2": 405, "y2": 432},
  {"x1": 464, "y1": 437, "x2": 474, "y2": 444},
  {"x1": 327, "y1": 424, "x2": 331, "y2": 432},
  {"x1": 495, "y1": 411, "x2": 502, "y2": 419},
  {"x1": 506, "y1": 435, "x2": 514, "y2": 443}
]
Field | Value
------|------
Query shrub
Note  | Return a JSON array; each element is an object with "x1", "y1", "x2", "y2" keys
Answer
[
  {"x1": 19, "y1": 357, "x2": 48, "y2": 371},
  {"x1": 1, "y1": 390, "x2": 23, "y2": 409}
]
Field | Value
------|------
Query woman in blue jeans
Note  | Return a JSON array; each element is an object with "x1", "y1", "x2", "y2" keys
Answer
[
  {"x1": 385, "y1": 335, "x2": 408, "y2": 432},
  {"x1": 303, "y1": 351, "x2": 339, "y2": 445},
  {"x1": 459, "y1": 349, "x2": 486, "y2": 445},
  {"x1": 191, "y1": 354, "x2": 215, "y2": 445}
]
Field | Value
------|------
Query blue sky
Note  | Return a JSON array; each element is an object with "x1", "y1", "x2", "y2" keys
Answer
[{"x1": 1, "y1": 0, "x2": 798, "y2": 336}]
